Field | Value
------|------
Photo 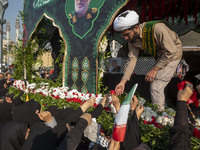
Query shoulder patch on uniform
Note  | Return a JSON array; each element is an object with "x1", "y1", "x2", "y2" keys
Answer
[
  {"x1": 68, "y1": 14, "x2": 72, "y2": 19},
  {"x1": 86, "y1": 13, "x2": 92, "y2": 19},
  {"x1": 92, "y1": 8, "x2": 97, "y2": 13},
  {"x1": 73, "y1": 16, "x2": 77, "y2": 23}
]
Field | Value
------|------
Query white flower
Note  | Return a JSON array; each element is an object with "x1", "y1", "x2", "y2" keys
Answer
[
  {"x1": 141, "y1": 106, "x2": 158, "y2": 122},
  {"x1": 24, "y1": 89, "x2": 28, "y2": 93},
  {"x1": 43, "y1": 91, "x2": 49, "y2": 96},
  {"x1": 110, "y1": 104, "x2": 117, "y2": 114},
  {"x1": 60, "y1": 93, "x2": 66, "y2": 99},
  {"x1": 52, "y1": 91, "x2": 58, "y2": 96},
  {"x1": 62, "y1": 87, "x2": 69, "y2": 93}
]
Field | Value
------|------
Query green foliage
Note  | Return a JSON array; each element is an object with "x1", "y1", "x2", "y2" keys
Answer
[
  {"x1": 18, "y1": 10, "x2": 24, "y2": 23},
  {"x1": 140, "y1": 122, "x2": 170, "y2": 150},
  {"x1": 12, "y1": 39, "x2": 42, "y2": 81},
  {"x1": 98, "y1": 35, "x2": 111, "y2": 94},
  {"x1": 8, "y1": 86, "x2": 24, "y2": 100},
  {"x1": 191, "y1": 137, "x2": 200, "y2": 150},
  {"x1": 53, "y1": 40, "x2": 65, "y2": 86},
  {"x1": 8, "y1": 85, "x2": 200, "y2": 149},
  {"x1": 97, "y1": 110, "x2": 114, "y2": 136},
  {"x1": 12, "y1": 37, "x2": 64, "y2": 86},
  {"x1": 12, "y1": 40, "x2": 24, "y2": 80}
]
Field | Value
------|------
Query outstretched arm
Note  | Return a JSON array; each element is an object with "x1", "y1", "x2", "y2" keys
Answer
[
  {"x1": 169, "y1": 82, "x2": 193, "y2": 149},
  {"x1": 58, "y1": 113, "x2": 92, "y2": 150}
]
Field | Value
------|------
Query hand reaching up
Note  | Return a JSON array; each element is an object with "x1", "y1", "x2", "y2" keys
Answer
[
  {"x1": 80, "y1": 97, "x2": 96, "y2": 113},
  {"x1": 177, "y1": 82, "x2": 193, "y2": 102},
  {"x1": 111, "y1": 94, "x2": 120, "y2": 113},
  {"x1": 101, "y1": 94, "x2": 109, "y2": 107},
  {"x1": 108, "y1": 138, "x2": 120, "y2": 150},
  {"x1": 136, "y1": 104, "x2": 144, "y2": 120},
  {"x1": 80, "y1": 113, "x2": 92, "y2": 126},
  {"x1": 130, "y1": 95, "x2": 139, "y2": 111},
  {"x1": 37, "y1": 111, "x2": 52, "y2": 122}
]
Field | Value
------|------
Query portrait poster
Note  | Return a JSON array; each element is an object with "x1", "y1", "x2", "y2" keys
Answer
[
  {"x1": 24, "y1": 0, "x2": 129, "y2": 94},
  {"x1": 107, "y1": 58, "x2": 122, "y2": 73}
]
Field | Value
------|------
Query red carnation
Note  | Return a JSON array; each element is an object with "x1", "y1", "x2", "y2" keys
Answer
[
  {"x1": 193, "y1": 128, "x2": 200, "y2": 138},
  {"x1": 154, "y1": 122, "x2": 160, "y2": 128},
  {"x1": 149, "y1": 116, "x2": 156, "y2": 124},
  {"x1": 110, "y1": 90, "x2": 116, "y2": 95},
  {"x1": 143, "y1": 120, "x2": 148, "y2": 124}
]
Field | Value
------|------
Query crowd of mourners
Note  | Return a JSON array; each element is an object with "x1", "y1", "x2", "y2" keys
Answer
[{"x1": 0, "y1": 68, "x2": 199, "y2": 150}]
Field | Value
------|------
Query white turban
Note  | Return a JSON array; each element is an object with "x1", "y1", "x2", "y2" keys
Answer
[{"x1": 113, "y1": 10, "x2": 139, "y2": 32}]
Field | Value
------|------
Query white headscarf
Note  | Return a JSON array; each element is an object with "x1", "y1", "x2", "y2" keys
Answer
[{"x1": 113, "y1": 10, "x2": 139, "y2": 32}]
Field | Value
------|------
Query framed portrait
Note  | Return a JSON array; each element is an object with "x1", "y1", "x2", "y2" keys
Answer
[{"x1": 106, "y1": 58, "x2": 122, "y2": 73}]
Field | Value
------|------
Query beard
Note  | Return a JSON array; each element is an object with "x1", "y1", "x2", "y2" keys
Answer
[
  {"x1": 75, "y1": 1, "x2": 90, "y2": 17},
  {"x1": 130, "y1": 31, "x2": 140, "y2": 43}
]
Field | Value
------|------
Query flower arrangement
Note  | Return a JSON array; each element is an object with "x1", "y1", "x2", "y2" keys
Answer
[
  {"x1": 98, "y1": 35, "x2": 109, "y2": 78},
  {"x1": 11, "y1": 80, "x2": 200, "y2": 149}
]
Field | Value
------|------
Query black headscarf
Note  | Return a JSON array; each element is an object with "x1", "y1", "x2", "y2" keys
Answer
[
  {"x1": 47, "y1": 105, "x2": 82, "y2": 124},
  {"x1": 12, "y1": 99, "x2": 41, "y2": 128},
  {"x1": 6, "y1": 93, "x2": 15, "y2": 100},
  {"x1": 0, "y1": 79, "x2": 6, "y2": 89},
  {"x1": 0, "y1": 103, "x2": 14, "y2": 128},
  {"x1": 0, "y1": 121, "x2": 28, "y2": 150},
  {"x1": 11, "y1": 91, "x2": 24, "y2": 107},
  {"x1": 47, "y1": 105, "x2": 90, "y2": 146},
  {"x1": 21, "y1": 121, "x2": 67, "y2": 150},
  {"x1": 0, "y1": 88, "x2": 9, "y2": 98},
  {"x1": 46, "y1": 105, "x2": 80, "y2": 146},
  {"x1": 47, "y1": 105, "x2": 63, "y2": 121}
]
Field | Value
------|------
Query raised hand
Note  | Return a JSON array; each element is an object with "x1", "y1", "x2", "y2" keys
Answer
[
  {"x1": 177, "y1": 82, "x2": 193, "y2": 102},
  {"x1": 80, "y1": 97, "x2": 96, "y2": 113},
  {"x1": 80, "y1": 113, "x2": 92, "y2": 126},
  {"x1": 37, "y1": 111, "x2": 52, "y2": 122},
  {"x1": 111, "y1": 94, "x2": 120, "y2": 113}
]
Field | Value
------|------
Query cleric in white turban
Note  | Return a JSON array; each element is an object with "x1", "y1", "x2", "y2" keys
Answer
[{"x1": 113, "y1": 10, "x2": 139, "y2": 32}]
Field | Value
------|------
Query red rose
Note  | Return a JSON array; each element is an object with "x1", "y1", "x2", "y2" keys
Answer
[
  {"x1": 110, "y1": 90, "x2": 116, "y2": 95},
  {"x1": 193, "y1": 128, "x2": 200, "y2": 138},
  {"x1": 143, "y1": 120, "x2": 148, "y2": 124}
]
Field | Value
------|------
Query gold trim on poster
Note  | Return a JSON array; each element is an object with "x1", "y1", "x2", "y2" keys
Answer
[
  {"x1": 96, "y1": 0, "x2": 130, "y2": 93},
  {"x1": 26, "y1": 13, "x2": 68, "y2": 87}
]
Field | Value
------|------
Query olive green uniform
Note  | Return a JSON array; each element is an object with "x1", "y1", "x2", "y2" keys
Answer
[{"x1": 68, "y1": 8, "x2": 97, "y2": 37}]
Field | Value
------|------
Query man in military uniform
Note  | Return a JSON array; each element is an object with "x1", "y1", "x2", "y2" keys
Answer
[
  {"x1": 111, "y1": 59, "x2": 121, "y2": 72},
  {"x1": 113, "y1": 10, "x2": 182, "y2": 110},
  {"x1": 68, "y1": 0, "x2": 97, "y2": 37}
]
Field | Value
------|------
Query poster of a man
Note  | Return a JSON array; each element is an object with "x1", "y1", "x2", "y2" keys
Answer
[
  {"x1": 108, "y1": 58, "x2": 122, "y2": 73},
  {"x1": 68, "y1": 0, "x2": 98, "y2": 37}
]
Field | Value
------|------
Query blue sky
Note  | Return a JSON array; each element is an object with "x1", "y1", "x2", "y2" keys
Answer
[{"x1": 3, "y1": 0, "x2": 24, "y2": 41}]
